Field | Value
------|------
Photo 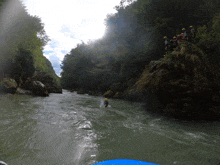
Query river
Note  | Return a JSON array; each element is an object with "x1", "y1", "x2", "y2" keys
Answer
[{"x1": 0, "y1": 90, "x2": 219, "y2": 165}]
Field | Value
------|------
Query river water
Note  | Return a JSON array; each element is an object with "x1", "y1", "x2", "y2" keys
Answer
[{"x1": 0, "y1": 90, "x2": 219, "y2": 165}]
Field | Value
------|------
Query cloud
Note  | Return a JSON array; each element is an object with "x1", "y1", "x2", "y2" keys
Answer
[
  {"x1": 59, "y1": 25, "x2": 71, "y2": 33},
  {"x1": 49, "y1": 40, "x2": 59, "y2": 49},
  {"x1": 44, "y1": 50, "x2": 53, "y2": 54},
  {"x1": 49, "y1": 55, "x2": 60, "y2": 66},
  {"x1": 22, "y1": 0, "x2": 122, "y2": 75},
  {"x1": 49, "y1": 54, "x2": 62, "y2": 76},
  {"x1": 61, "y1": 50, "x2": 68, "y2": 54}
]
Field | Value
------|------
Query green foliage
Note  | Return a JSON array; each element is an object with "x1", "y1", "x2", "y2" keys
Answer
[
  {"x1": 0, "y1": 0, "x2": 59, "y2": 86},
  {"x1": 61, "y1": 0, "x2": 220, "y2": 93},
  {"x1": 195, "y1": 13, "x2": 220, "y2": 62},
  {"x1": 12, "y1": 47, "x2": 35, "y2": 82},
  {"x1": 61, "y1": 48, "x2": 94, "y2": 90}
]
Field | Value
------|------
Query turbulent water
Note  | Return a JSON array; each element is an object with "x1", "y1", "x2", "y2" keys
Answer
[{"x1": 0, "y1": 90, "x2": 220, "y2": 165}]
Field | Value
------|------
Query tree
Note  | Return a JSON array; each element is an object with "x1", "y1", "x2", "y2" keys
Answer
[
  {"x1": 60, "y1": 0, "x2": 220, "y2": 93},
  {"x1": 8, "y1": 47, "x2": 35, "y2": 85},
  {"x1": 0, "y1": 0, "x2": 59, "y2": 85}
]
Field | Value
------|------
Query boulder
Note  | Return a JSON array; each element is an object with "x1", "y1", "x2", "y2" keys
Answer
[
  {"x1": 156, "y1": 61, "x2": 175, "y2": 70},
  {"x1": 24, "y1": 79, "x2": 48, "y2": 96},
  {"x1": 31, "y1": 81, "x2": 49, "y2": 96},
  {"x1": 31, "y1": 72, "x2": 62, "y2": 94},
  {"x1": 135, "y1": 45, "x2": 220, "y2": 120},
  {"x1": 77, "y1": 90, "x2": 85, "y2": 94},
  {"x1": 104, "y1": 90, "x2": 115, "y2": 98},
  {"x1": 0, "y1": 78, "x2": 17, "y2": 94},
  {"x1": 149, "y1": 61, "x2": 161, "y2": 72},
  {"x1": 88, "y1": 91, "x2": 101, "y2": 96},
  {"x1": 45, "y1": 83, "x2": 62, "y2": 93},
  {"x1": 88, "y1": 91, "x2": 95, "y2": 95},
  {"x1": 16, "y1": 87, "x2": 32, "y2": 95},
  {"x1": 110, "y1": 82, "x2": 127, "y2": 93},
  {"x1": 113, "y1": 92, "x2": 124, "y2": 99}
]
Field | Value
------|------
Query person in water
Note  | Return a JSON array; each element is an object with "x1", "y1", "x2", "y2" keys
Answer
[{"x1": 104, "y1": 98, "x2": 108, "y2": 107}]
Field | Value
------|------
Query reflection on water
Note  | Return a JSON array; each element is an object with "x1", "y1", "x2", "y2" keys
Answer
[{"x1": 0, "y1": 91, "x2": 220, "y2": 165}]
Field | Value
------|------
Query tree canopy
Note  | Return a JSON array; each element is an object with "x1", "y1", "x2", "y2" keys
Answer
[
  {"x1": 61, "y1": 0, "x2": 220, "y2": 93},
  {"x1": 0, "y1": 0, "x2": 59, "y2": 84}
]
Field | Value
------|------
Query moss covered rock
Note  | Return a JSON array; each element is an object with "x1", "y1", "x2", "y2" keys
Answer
[
  {"x1": 31, "y1": 72, "x2": 62, "y2": 93},
  {"x1": 77, "y1": 90, "x2": 85, "y2": 94},
  {"x1": 113, "y1": 92, "x2": 124, "y2": 99},
  {"x1": 0, "y1": 78, "x2": 17, "y2": 94},
  {"x1": 104, "y1": 90, "x2": 115, "y2": 98},
  {"x1": 135, "y1": 43, "x2": 220, "y2": 120}
]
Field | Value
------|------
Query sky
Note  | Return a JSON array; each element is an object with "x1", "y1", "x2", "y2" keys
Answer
[{"x1": 21, "y1": 0, "x2": 123, "y2": 76}]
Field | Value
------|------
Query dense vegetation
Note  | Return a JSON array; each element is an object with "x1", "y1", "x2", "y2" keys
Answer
[
  {"x1": 61, "y1": 0, "x2": 220, "y2": 94},
  {"x1": 0, "y1": 0, "x2": 60, "y2": 85}
]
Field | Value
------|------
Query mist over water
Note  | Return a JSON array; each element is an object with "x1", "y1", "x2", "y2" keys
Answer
[
  {"x1": 0, "y1": 0, "x2": 25, "y2": 52},
  {"x1": 0, "y1": 0, "x2": 43, "y2": 71}
]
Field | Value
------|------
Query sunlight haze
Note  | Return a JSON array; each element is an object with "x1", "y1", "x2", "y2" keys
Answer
[{"x1": 21, "y1": 0, "x2": 123, "y2": 76}]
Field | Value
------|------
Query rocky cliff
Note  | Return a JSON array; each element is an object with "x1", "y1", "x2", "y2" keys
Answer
[{"x1": 134, "y1": 42, "x2": 220, "y2": 120}]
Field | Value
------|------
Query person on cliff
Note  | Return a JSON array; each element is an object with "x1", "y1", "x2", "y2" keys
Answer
[
  {"x1": 190, "y1": 25, "x2": 195, "y2": 36},
  {"x1": 169, "y1": 37, "x2": 176, "y2": 51},
  {"x1": 189, "y1": 25, "x2": 195, "y2": 42},
  {"x1": 182, "y1": 28, "x2": 188, "y2": 41},
  {"x1": 176, "y1": 34, "x2": 182, "y2": 44},
  {"x1": 172, "y1": 36, "x2": 178, "y2": 50},
  {"x1": 164, "y1": 36, "x2": 169, "y2": 54},
  {"x1": 179, "y1": 33, "x2": 185, "y2": 42},
  {"x1": 104, "y1": 98, "x2": 108, "y2": 107}
]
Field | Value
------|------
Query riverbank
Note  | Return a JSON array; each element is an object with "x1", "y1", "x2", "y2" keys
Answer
[
  {"x1": 99, "y1": 42, "x2": 220, "y2": 121},
  {"x1": 0, "y1": 72, "x2": 62, "y2": 97},
  {"x1": 41, "y1": 41, "x2": 220, "y2": 121}
]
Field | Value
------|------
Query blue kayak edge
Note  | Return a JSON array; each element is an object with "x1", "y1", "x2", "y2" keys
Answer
[{"x1": 92, "y1": 159, "x2": 160, "y2": 165}]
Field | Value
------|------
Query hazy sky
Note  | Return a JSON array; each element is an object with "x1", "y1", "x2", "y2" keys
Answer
[{"x1": 21, "y1": 0, "x2": 123, "y2": 76}]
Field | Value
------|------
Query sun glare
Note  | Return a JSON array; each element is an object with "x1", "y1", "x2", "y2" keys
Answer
[{"x1": 82, "y1": 20, "x2": 106, "y2": 41}]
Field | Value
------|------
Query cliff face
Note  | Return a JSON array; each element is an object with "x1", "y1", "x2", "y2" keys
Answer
[{"x1": 135, "y1": 43, "x2": 220, "y2": 120}]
